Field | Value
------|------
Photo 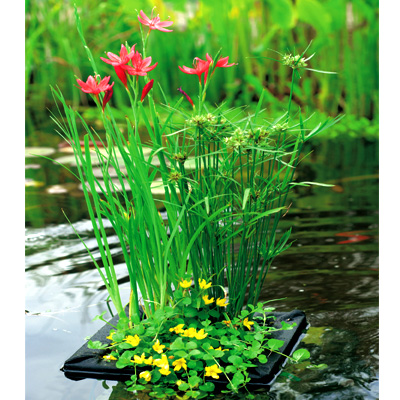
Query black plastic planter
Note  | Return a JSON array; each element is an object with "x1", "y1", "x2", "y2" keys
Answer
[{"x1": 62, "y1": 309, "x2": 308, "y2": 389}]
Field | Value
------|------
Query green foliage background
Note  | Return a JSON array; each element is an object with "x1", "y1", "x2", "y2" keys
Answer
[{"x1": 26, "y1": 0, "x2": 378, "y2": 130}]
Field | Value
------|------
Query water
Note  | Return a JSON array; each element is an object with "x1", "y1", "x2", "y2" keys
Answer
[{"x1": 25, "y1": 135, "x2": 378, "y2": 400}]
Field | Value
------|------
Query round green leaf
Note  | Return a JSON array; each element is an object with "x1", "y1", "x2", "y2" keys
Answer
[{"x1": 292, "y1": 348, "x2": 311, "y2": 362}]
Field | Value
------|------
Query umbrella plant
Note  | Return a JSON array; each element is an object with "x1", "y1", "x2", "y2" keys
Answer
[{"x1": 53, "y1": 6, "x2": 340, "y2": 398}]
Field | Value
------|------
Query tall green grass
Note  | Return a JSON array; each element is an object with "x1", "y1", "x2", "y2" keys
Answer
[{"x1": 47, "y1": 4, "x2": 343, "y2": 325}]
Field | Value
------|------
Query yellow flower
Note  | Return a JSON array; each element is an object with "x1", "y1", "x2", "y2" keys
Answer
[
  {"x1": 202, "y1": 295, "x2": 214, "y2": 305},
  {"x1": 209, "y1": 345, "x2": 227, "y2": 352},
  {"x1": 103, "y1": 354, "x2": 117, "y2": 361},
  {"x1": 152, "y1": 339, "x2": 166, "y2": 354},
  {"x1": 222, "y1": 320, "x2": 231, "y2": 326},
  {"x1": 198, "y1": 278, "x2": 212, "y2": 290},
  {"x1": 133, "y1": 353, "x2": 146, "y2": 364},
  {"x1": 172, "y1": 358, "x2": 187, "y2": 371},
  {"x1": 181, "y1": 327, "x2": 197, "y2": 338},
  {"x1": 179, "y1": 279, "x2": 192, "y2": 289},
  {"x1": 205, "y1": 364, "x2": 223, "y2": 379},
  {"x1": 143, "y1": 356, "x2": 153, "y2": 365},
  {"x1": 159, "y1": 363, "x2": 172, "y2": 376},
  {"x1": 194, "y1": 328, "x2": 208, "y2": 340},
  {"x1": 243, "y1": 317, "x2": 254, "y2": 330},
  {"x1": 153, "y1": 354, "x2": 169, "y2": 368},
  {"x1": 139, "y1": 371, "x2": 152, "y2": 382},
  {"x1": 169, "y1": 324, "x2": 185, "y2": 334},
  {"x1": 216, "y1": 297, "x2": 229, "y2": 307},
  {"x1": 154, "y1": 355, "x2": 171, "y2": 375},
  {"x1": 123, "y1": 334, "x2": 141, "y2": 347},
  {"x1": 176, "y1": 380, "x2": 185, "y2": 386},
  {"x1": 106, "y1": 331, "x2": 117, "y2": 345}
]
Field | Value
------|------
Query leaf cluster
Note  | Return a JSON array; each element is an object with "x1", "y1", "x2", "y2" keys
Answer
[{"x1": 90, "y1": 289, "x2": 311, "y2": 398}]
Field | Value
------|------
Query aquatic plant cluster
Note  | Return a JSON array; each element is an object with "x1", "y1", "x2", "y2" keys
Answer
[
  {"x1": 90, "y1": 281, "x2": 310, "y2": 398},
  {"x1": 52, "y1": 6, "x2": 340, "y2": 398}
]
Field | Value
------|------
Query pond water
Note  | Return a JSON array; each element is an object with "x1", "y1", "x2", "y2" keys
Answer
[{"x1": 25, "y1": 130, "x2": 378, "y2": 399}]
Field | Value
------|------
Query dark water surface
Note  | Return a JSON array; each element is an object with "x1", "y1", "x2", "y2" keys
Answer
[{"x1": 25, "y1": 135, "x2": 378, "y2": 400}]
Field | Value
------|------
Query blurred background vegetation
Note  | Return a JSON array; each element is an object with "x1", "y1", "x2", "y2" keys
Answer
[{"x1": 25, "y1": 0, "x2": 378, "y2": 144}]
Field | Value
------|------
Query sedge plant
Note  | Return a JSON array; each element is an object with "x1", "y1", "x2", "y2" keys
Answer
[{"x1": 51, "y1": 5, "x2": 338, "y2": 397}]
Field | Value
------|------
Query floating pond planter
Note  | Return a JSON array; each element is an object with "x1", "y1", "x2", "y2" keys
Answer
[
  {"x1": 52, "y1": 3, "x2": 340, "y2": 397},
  {"x1": 62, "y1": 309, "x2": 308, "y2": 390}
]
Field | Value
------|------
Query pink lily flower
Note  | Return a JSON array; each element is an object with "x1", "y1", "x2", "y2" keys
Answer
[
  {"x1": 178, "y1": 57, "x2": 210, "y2": 84},
  {"x1": 123, "y1": 51, "x2": 158, "y2": 76},
  {"x1": 100, "y1": 44, "x2": 136, "y2": 89},
  {"x1": 138, "y1": 10, "x2": 173, "y2": 32},
  {"x1": 206, "y1": 53, "x2": 237, "y2": 69},
  {"x1": 141, "y1": 79, "x2": 154, "y2": 102},
  {"x1": 76, "y1": 75, "x2": 114, "y2": 96}
]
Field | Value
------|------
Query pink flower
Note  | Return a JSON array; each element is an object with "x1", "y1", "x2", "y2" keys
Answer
[
  {"x1": 141, "y1": 79, "x2": 154, "y2": 102},
  {"x1": 123, "y1": 51, "x2": 158, "y2": 77},
  {"x1": 101, "y1": 44, "x2": 136, "y2": 66},
  {"x1": 100, "y1": 44, "x2": 136, "y2": 89},
  {"x1": 206, "y1": 53, "x2": 237, "y2": 69},
  {"x1": 177, "y1": 87, "x2": 194, "y2": 108},
  {"x1": 76, "y1": 75, "x2": 114, "y2": 96},
  {"x1": 178, "y1": 57, "x2": 210, "y2": 84},
  {"x1": 138, "y1": 10, "x2": 173, "y2": 32}
]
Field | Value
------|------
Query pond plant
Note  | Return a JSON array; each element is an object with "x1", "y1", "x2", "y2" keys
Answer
[{"x1": 52, "y1": 6, "x2": 341, "y2": 399}]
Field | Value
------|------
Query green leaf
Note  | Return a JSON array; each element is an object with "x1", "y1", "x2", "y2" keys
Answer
[
  {"x1": 174, "y1": 350, "x2": 188, "y2": 358},
  {"x1": 92, "y1": 311, "x2": 107, "y2": 322},
  {"x1": 188, "y1": 375, "x2": 202, "y2": 387},
  {"x1": 87, "y1": 340, "x2": 108, "y2": 349},
  {"x1": 258, "y1": 354, "x2": 268, "y2": 364},
  {"x1": 187, "y1": 360, "x2": 203, "y2": 371},
  {"x1": 243, "y1": 349, "x2": 258, "y2": 359},
  {"x1": 280, "y1": 321, "x2": 295, "y2": 330},
  {"x1": 244, "y1": 334, "x2": 254, "y2": 342},
  {"x1": 213, "y1": 350, "x2": 225, "y2": 358},
  {"x1": 133, "y1": 384, "x2": 146, "y2": 390},
  {"x1": 177, "y1": 382, "x2": 189, "y2": 391},
  {"x1": 170, "y1": 337, "x2": 185, "y2": 350},
  {"x1": 184, "y1": 307, "x2": 198, "y2": 318},
  {"x1": 292, "y1": 348, "x2": 311, "y2": 362},
  {"x1": 242, "y1": 188, "x2": 251, "y2": 210},
  {"x1": 209, "y1": 309, "x2": 220, "y2": 318},
  {"x1": 186, "y1": 341, "x2": 198, "y2": 350},
  {"x1": 225, "y1": 365, "x2": 237, "y2": 374},
  {"x1": 232, "y1": 371, "x2": 245, "y2": 386},
  {"x1": 220, "y1": 336, "x2": 230, "y2": 346},
  {"x1": 199, "y1": 382, "x2": 215, "y2": 392},
  {"x1": 205, "y1": 196, "x2": 210, "y2": 214},
  {"x1": 181, "y1": 297, "x2": 192, "y2": 305},
  {"x1": 267, "y1": 338, "x2": 285, "y2": 351},
  {"x1": 228, "y1": 355, "x2": 243, "y2": 366}
]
